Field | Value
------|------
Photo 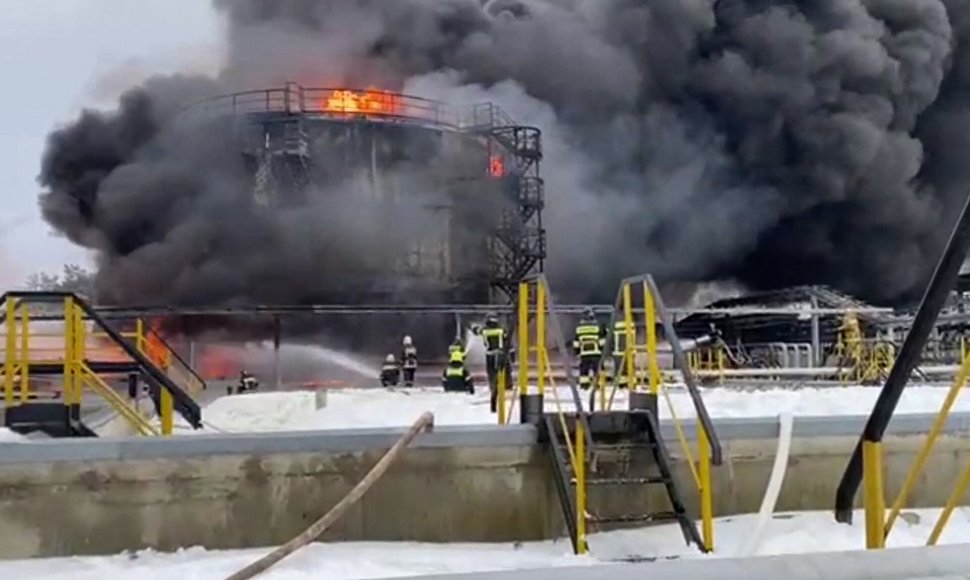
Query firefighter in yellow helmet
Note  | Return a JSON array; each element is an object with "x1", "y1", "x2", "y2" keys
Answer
[
  {"x1": 573, "y1": 308, "x2": 605, "y2": 390},
  {"x1": 442, "y1": 347, "x2": 473, "y2": 394}
]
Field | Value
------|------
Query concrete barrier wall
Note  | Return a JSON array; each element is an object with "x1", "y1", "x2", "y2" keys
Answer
[
  {"x1": 2, "y1": 414, "x2": 970, "y2": 559},
  {"x1": 399, "y1": 544, "x2": 970, "y2": 580}
]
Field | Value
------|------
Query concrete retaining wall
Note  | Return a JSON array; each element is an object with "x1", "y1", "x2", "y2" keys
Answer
[{"x1": 1, "y1": 414, "x2": 970, "y2": 559}]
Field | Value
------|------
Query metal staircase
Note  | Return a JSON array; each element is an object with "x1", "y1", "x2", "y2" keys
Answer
[
  {"x1": 543, "y1": 410, "x2": 705, "y2": 553},
  {"x1": 511, "y1": 274, "x2": 719, "y2": 556},
  {"x1": 0, "y1": 291, "x2": 204, "y2": 437}
]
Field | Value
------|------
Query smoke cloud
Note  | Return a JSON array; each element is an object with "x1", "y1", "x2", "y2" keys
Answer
[{"x1": 37, "y1": 0, "x2": 970, "y2": 310}]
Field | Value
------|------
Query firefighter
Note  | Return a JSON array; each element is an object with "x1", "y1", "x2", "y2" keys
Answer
[
  {"x1": 479, "y1": 313, "x2": 510, "y2": 413},
  {"x1": 612, "y1": 319, "x2": 634, "y2": 389},
  {"x1": 573, "y1": 308, "x2": 605, "y2": 390},
  {"x1": 380, "y1": 354, "x2": 401, "y2": 387},
  {"x1": 234, "y1": 370, "x2": 259, "y2": 395},
  {"x1": 442, "y1": 348, "x2": 473, "y2": 394},
  {"x1": 448, "y1": 339, "x2": 466, "y2": 362},
  {"x1": 401, "y1": 335, "x2": 418, "y2": 387}
]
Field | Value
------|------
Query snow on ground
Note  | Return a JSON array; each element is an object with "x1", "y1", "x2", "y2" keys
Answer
[
  {"x1": 186, "y1": 384, "x2": 970, "y2": 433},
  {"x1": 0, "y1": 428, "x2": 25, "y2": 442},
  {"x1": 2, "y1": 509, "x2": 968, "y2": 579}
]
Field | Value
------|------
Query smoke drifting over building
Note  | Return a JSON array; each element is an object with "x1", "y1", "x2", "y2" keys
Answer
[{"x1": 37, "y1": 0, "x2": 970, "y2": 307}]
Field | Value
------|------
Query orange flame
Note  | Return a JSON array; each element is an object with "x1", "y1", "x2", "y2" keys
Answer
[
  {"x1": 489, "y1": 155, "x2": 505, "y2": 177},
  {"x1": 324, "y1": 88, "x2": 399, "y2": 116}
]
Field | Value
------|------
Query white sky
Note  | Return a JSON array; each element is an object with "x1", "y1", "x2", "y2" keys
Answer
[{"x1": 0, "y1": 0, "x2": 222, "y2": 287}]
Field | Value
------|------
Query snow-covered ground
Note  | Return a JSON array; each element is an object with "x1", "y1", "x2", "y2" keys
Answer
[
  {"x1": 2, "y1": 509, "x2": 967, "y2": 579},
  {"x1": 184, "y1": 384, "x2": 970, "y2": 433},
  {"x1": 0, "y1": 428, "x2": 25, "y2": 442}
]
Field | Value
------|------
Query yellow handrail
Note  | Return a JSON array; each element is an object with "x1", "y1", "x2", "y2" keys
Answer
[
  {"x1": 884, "y1": 352, "x2": 970, "y2": 537},
  {"x1": 619, "y1": 278, "x2": 716, "y2": 550},
  {"x1": 4, "y1": 298, "x2": 17, "y2": 407},
  {"x1": 516, "y1": 276, "x2": 587, "y2": 554},
  {"x1": 0, "y1": 294, "x2": 196, "y2": 437},
  {"x1": 79, "y1": 363, "x2": 158, "y2": 436}
]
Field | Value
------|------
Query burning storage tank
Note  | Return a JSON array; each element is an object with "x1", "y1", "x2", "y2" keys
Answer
[
  {"x1": 183, "y1": 82, "x2": 545, "y2": 304},
  {"x1": 176, "y1": 83, "x2": 547, "y2": 353}
]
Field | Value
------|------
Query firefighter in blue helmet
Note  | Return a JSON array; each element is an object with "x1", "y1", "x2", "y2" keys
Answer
[
  {"x1": 442, "y1": 347, "x2": 473, "y2": 394},
  {"x1": 573, "y1": 308, "x2": 605, "y2": 390},
  {"x1": 401, "y1": 335, "x2": 418, "y2": 387},
  {"x1": 380, "y1": 354, "x2": 401, "y2": 387}
]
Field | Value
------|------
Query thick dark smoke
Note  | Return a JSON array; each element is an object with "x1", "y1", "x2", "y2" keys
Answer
[{"x1": 37, "y1": 0, "x2": 970, "y2": 309}]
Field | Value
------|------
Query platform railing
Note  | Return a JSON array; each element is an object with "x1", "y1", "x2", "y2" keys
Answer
[
  {"x1": 508, "y1": 274, "x2": 592, "y2": 554},
  {"x1": 0, "y1": 291, "x2": 202, "y2": 435},
  {"x1": 865, "y1": 347, "x2": 970, "y2": 547},
  {"x1": 180, "y1": 83, "x2": 528, "y2": 134}
]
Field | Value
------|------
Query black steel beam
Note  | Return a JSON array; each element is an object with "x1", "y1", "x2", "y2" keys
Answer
[{"x1": 834, "y1": 192, "x2": 970, "y2": 524}]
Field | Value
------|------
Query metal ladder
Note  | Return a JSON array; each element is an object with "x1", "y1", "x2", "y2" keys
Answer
[{"x1": 544, "y1": 411, "x2": 705, "y2": 553}]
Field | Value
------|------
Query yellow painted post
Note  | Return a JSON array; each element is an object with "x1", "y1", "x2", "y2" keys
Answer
[
  {"x1": 886, "y1": 353, "x2": 970, "y2": 535},
  {"x1": 698, "y1": 428, "x2": 714, "y2": 551},
  {"x1": 73, "y1": 304, "x2": 86, "y2": 405},
  {"x1": 643, "y1": 282, "x2": 660, "y2": 395},
  {"x1": 536, "y1": 281, "x2": 546, "y2": 398},
  {"x1": 18, "y1": 303, "x2": 29, "y2": 403},
  {"x1": 62, "y1": 297, "x2": 75, "y2": 406},
  {"x1": 928, "y1": 460, "x2": 970, "y2": 545},
  {"x1": 622, "y1": 283, "x2": 635, "y2": 391},
  {"x1": 862, "y1": 440, "x2": 886, "y2": 549},
  {"x1": 575, "y1": 418, "x2": 588, "y2": 555},
  {"x1": 135, "y1": 319, "x2": 145, "y2": 354},
  {"x1": 4, "y1": 298, "x2": 16, "y2": 407},
  {"x1": 496, "y1": 370, "x2": 507, "y2": 426},
  {"x1": 160, "y1": 389, "x2": 174, "y2": 435},
  {"x1": 597, "y1": 367, "x2": 606, "y2": 411},
  {"x1": 518, "y1": 283, "x2": 529, "y2": 397}
]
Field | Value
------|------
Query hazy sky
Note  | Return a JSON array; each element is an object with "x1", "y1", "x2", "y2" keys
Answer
[{"x1": 0, "y1": 0, "x2": 221, "y2": 287}]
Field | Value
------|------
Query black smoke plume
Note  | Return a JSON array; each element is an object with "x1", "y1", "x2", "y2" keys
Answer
[{"x1": 37, "y1": 0, "x2": 970, "y2": 311}]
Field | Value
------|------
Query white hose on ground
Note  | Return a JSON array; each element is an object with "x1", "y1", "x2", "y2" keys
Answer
[{"x1": 738, "y1": 412, "x2": 794, "y2": 557}]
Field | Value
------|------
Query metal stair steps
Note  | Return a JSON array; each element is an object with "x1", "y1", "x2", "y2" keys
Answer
[
  {"x1": 587, "y1": 511, "x2": 679, "y2": 525},
  {"x1": 574, "y1": 476, "x2": 666, "y2": 486}
]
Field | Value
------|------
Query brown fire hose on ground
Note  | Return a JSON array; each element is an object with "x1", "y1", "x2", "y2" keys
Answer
[{"x1": 224, "y1": 411, "x2": 435, "y2": 580}]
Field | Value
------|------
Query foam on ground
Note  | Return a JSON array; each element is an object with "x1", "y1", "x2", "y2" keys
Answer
[
  {"x1": 188, "y1": 384, "x2": 969, "y2": 433},
  {"x1": 0, "y1": 428, "x2": 25, "y2": 443},
  {"x1": 1, "y1": 508, "x2": 966, "y2": 579}
]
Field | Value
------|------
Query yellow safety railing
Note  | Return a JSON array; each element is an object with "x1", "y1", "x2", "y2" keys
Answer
[
  {"x1": 688, "y1": 346, "x2": 726, "y2": 383},
  {"x1": 2, "y1": 298, "x2": 31, "y2": 405},
  {"x1": 863, "y1": 346, "x2": 970, "y2": 548},
  {"x1": 836, "y1": 313, "x2": 896, "y2": 385},
  {"x1": 597, "y1": 276, "x2": 718, "y2": 551},
  {"x1": 0, "y1": 293, "x2": 182, "y2": 436},
  {"x1": 514, "y1": 275, "x2": 591, "y2": 554}
]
